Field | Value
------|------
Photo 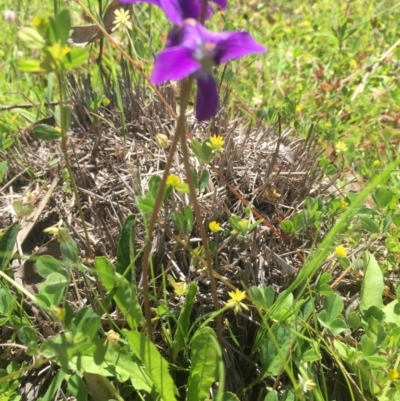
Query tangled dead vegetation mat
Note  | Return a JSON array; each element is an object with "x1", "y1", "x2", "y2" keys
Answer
[{"x1": 0, "y1": 66, "x2": 328, "y2": 397}]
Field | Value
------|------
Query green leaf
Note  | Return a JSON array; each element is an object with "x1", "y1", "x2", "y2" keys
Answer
[
  {"x1": 301, "y1": 347, "x2": 321, "y2": 362},
  {"x1": 183, "y1": 206, "x2": 194, "y2": 234},
  {"x1": 280, "y1": 220, "x2": 295, "y2": 234},
  {"x1": 17, "y1": 27, "x2": 45, "y2": 49},
  {"x1": 199, "y1": 169, "x2": 209, "y2": 192},
  {"x1": 62, "y1": 47, "x2": 88, "y2": 69},
  {"x1": 60, "y1": 239, "x2": 79, "y2": 262},
  {"x1": 360, "y1": 216, "x2": 380, "y2": 234},
  {"x1": 173, "y1": 282, "x2": 197, "y2": 359},
  {"x1": 187, "y1": 327, "x2": 220, "y2": 401},
  {"x1": 36, "y1": 255, "x2": 64, "y2": 279},
  {"x1": 175, "y1": 183, "x2": 190, "y2": 193},
  {"x1": 191, "y1": 139, "x2": 205, "y2": 162},
  {"x1": 201, "y1": 140, "x2": 214, "y2": 163},
  {"x1": 323, "y1": 294, "x2": 344, "y2": 322},
  {"x1": 116, "y1": 215, "x2": 135, "y2": 280},
  {"x1": 125, "y1": 331, "x2": 177, "y2": 400},
  {"x1": 53, "y1": 9, "x2": 71, "y2": 45},
  {"x1": 18, "y1": 326, "x2": 38, "y2": 349},
  {"x1": 95, "y1": 257, "x2": 143, "y2": 330},
  {"x1": 372, "y1": 188, "x2": 393, "y2": 209},
  {"x1": 264, "y1": 390, "x2": 278, "y2": 401},
  {"x1": 0, "y1": 161, "x2": 6, "y2": 183},
  {"x1": 72, "y1": 307, "x2": 100, "y2": 342},
  {"x1": 37, "y1": 369, "x2": 67, "y2": 401},
  {"x1": 12, "y1": 200, "x2": 34, "y2": 217},
  {"x1": 217, "y1": 392, "x2": 241, "y2": 401},
  {"x1": 361, "y1": 334, "x2": 376, "y2": 356},
  {"x1": 360, "y1": 251, "x2": 383, "y2": 311},
  {"x1": 0, "y1": 288, "x2": 12, "y2": 315},
  {"x1": 0, "y1": 222, "x2": 18, "y2": 271},
  {"x1": 364, "y1": 355, "x2": 387, "y2": 366},
  {"x1": 248, "y1": 286, "x2": 275, "y2": 310},
  {"x1": 326, "y1": 317, "x2": 347, "y2": 335},
  {"x1": 18, "y1": 59, "x2": 45, "y2": 73},
  {"x1": 260, "y1": 325, "x2": 292, "y2": 376},
  {"x1": 134, "y1": 38, "x2": 146, "y2": 58},
  {"x1": 68, "y1": 373, "x2": 87, "y2": 401},
  {"x1": 33, "y1": 124, "x2": 61, "y2": 140},
  {"x1": 383, "y1": 300, "x2": 400, "y2": 326},
  {"x1": 44, "y1": 272, "x2": 68, "y2": 294}
]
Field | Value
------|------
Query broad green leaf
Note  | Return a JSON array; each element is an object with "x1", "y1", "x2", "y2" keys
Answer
[
  {"x1": 0, "y1": 288, "x2": 12, "y2": 315},
  {"x1": 372, "y1": 188, "x2": 393, "y2": 209},
  {"x1": 125, "y1": 331, "x2": 177, "y2": 400},
  {"x1": 0, "y1": 161, "x2": 6, "y2": 182},
  {"x1": 248, "y1": 286, "x2": 275, "y2": 310},
  {"x1": 322, "y1": 294, "x2": 344, "y2": 322},
  {"x1": 191, "y1": 139, "x2": 205, "y2": 161},
  {"x1": 18, "y1": 326, "x2": 38, "y2": 351},
  {"x1": 364, "y1": 355, "x2": 387, "y2": 366},
  {"x1": 361, "y1": 335, "x2": 376, "y2": 356},
  {"x1": 17, "y1": 27, "x2": 45, "y2": 49},
  {"x1": 62, "y1": 48, "x2": 89, "y2": 69},
  {"x1": 326, "y1": 317, "x2": 348, "y2": 335},
  {"x1": 0, "y1": 222, "x2": 19, "y2": 271},
  {"x1": 264, "y1": 391, "x2": 278, "y2": 401},
  {"x1": 54, "y1": 9, "x2": 71, "y2": 45},
  {"x1": 68, "y1": 373, "x2": 87, "y2": 401},
  {"x1": 45, "y1": 272, "x2": 68, "y2": 294},
  {"x1": 217, "y1": 392, "x2": 241, "y2": 401},
  {"x1": 72, "y1": 307, "x2": 100, "y2": 342},
  {"x1": 95, "y1": 257, "x2": 143, "y2": 330},
  {"x1": 18, "y1": 59, "x2": 45, "y2": 73},
  {"x1": 260, "y1": 325, "x2": 292, "y2": 376},
  {"x1": 301, "y1": 347, "x2": 321, "y2": 362},
  {"x1": 271, "y1": 291, "x2": 293, "y2": 322},
  {"x1": 116, "y1": 215, "x2": 136, "y2": 279},
  {"x1": 187, "y1": 327, "x2": 220, "y2": 401},
  {"x1": 383, "y1": 300, "x2": 400, "y2": 326},
  {"x1": 60, "y1": 239, "x2": 79, "y2": 262},
  {"x1": 199, "y1": 169, "x2": 209, "y2": 192},
  {"x1": 280, "y1": 220, "x2": 295, "y2": 234},
  {"x1": 360, "y1": 216, "x2": 380, "y2": 234},
  {"x1": 12, "y1": 200, "x2": 34, "y2": 217},
  {"x1": 173, "y1": 282, "x2": 197, "y2": 359},
  {"x1": 360, "y1": 251, "x2": 383, "y2": 311},
  {"x1": 33, "y1": 124, "x2": 62, "y2": 140},
  {"x1": 134, "y1": 38, "x2": 146, "y2": 58},
  {"x1": 36, "y1": 255, "x2": 64, "y2": 278}
]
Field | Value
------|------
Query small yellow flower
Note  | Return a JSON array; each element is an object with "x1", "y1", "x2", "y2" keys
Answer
[
  {"x1": 155, "y1": 134, "x2": 170, "y2": 148},
  {"x1": 209, "y1": 221, "x2": 222, "y2": 233},
  {"x1": 373, "y1": 159, "x2": 380, "y2": 167},
  {"x1": 349, "y1": 59, "x2": 357, "y2": 69},
  {"x1": 207, "y1": 135, "x2": 225, "y2": 154},
  {"x1": 335, "y1": 246, "x2": 347, "y2": 259},
  {"x1": 340, "y1": 199, "x2": 349, "y2": 209},
  {"x1": 388, "y1": 368, "x2": 399, "y2": 381},
  {"x1": 102, "y1": 97, "x2": 111, "y2": 107},
  {"x1": 113, "y1": 8, "x2": 133, "y2": 31},
  {"x1": 32, "y1": 16, "x2": 49, "y2": 29},
  {"x1": 226, "y1": 289, "x2": 249, "y2": 314},
  {"x1": 54, "y1": 126, "x2": 61, "y2": 133},
  {"x1": 295, "y1": 104, "x2": 302, "y2": 113},
  {"x1": 166, "y1": 174, "x2": 181, "y2": 187},
  {"x1": 335, "y1": 140, "x2": 348, "y2": 153},
  {"x1": 43, "y1": 220, "x2": 70, "y2": 243},
  {"x1": 298, "y1": 374, "x2": 316, "y2": 394},
  {"x1": 106, "y1": 330, "x2": 120, "y2": 344},
  {"x1": 53, "y1": 307, "x2": 65, "y2": 321}
]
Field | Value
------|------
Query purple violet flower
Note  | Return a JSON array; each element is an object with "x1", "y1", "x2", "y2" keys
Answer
[
  {"x1": 151, "y1": 19, "x2": 266, "y2": 121},
  {"x1": 119, "y1": 0, "x2": 226, "y2": 25}
]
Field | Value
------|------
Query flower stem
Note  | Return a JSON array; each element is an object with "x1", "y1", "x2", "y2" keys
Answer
[
  {"x1": 57, "y1": 73, "x2": 93, "y2": 259},
  {"x1": 142, "y1": 78, "x2": 194, "y2": 340},
  {"x1": 179, "y1": 117, "x2": 222, "y2": 345}
]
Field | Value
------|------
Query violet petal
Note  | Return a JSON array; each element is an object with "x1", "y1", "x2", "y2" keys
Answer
[
  {"x1": 216, "y1": 31, "x2": 267, "y2": 64},
  {"x1": 151, "y1": 46, "x2": 200, "y2": 84},
  {"x1": 195, "y1": 72, "x2": 219, "y2": 121}
]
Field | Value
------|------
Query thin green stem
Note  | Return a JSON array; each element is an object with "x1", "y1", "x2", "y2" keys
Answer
[
  {"x1": 142, "y1": 78, "x2": 194, "y2": 340},
  {"x1": 180, "y1": 118, "x2": 222, "y2": 344},
  {"x1": 57, "y1": 73, "x2": 93, "y2": 259}
]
